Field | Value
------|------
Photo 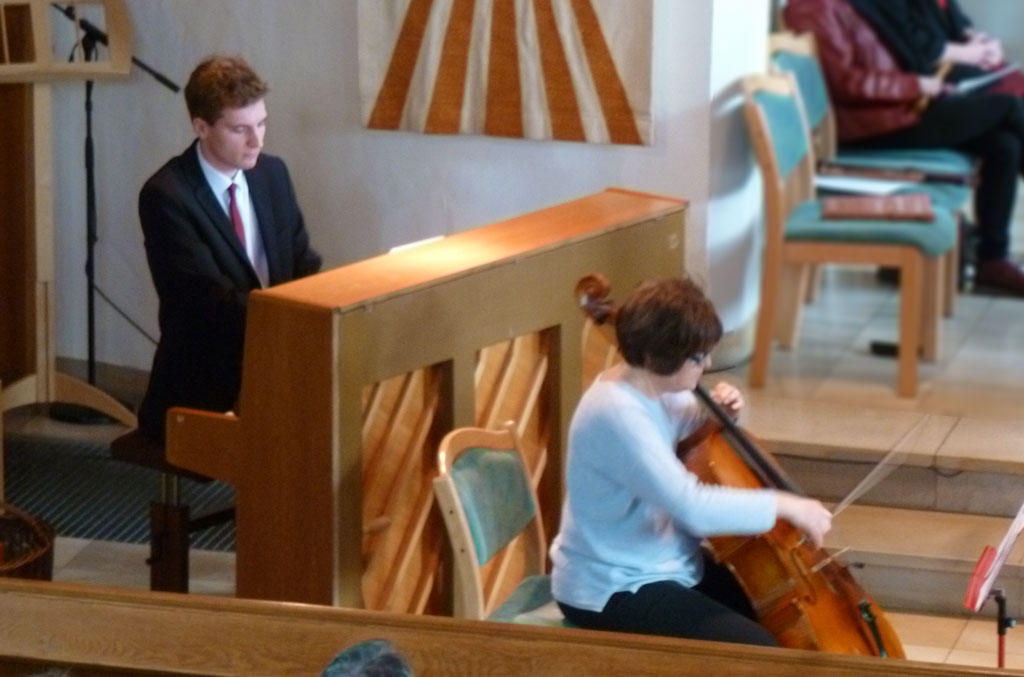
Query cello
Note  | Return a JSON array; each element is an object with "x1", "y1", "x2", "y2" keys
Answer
[{"x1": 575, "y1": 273, "x2": 905, "y2": 657}]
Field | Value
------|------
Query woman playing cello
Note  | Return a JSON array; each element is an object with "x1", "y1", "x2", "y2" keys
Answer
[{"x1": 550, "y1": 276, "x2": 832, "y2": 646}]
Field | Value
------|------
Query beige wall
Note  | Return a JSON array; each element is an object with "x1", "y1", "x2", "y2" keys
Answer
[
  {"x1": 48, "y1": 0, "x2": 768, "y2": 371},
  {"x1": 960, "y1": 0, "x2": 1024, "y2": 66}
]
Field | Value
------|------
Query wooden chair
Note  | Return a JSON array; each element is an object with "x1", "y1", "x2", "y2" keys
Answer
[
  {"x1": 769, "y1": 31, "x2": 968, "y2": 312},
  {"x1": 742, "y1": 74, "x2": 958, "y2": 397},
  {"x1": 768, "y1": 31, "x2": 975, "y2": 192},
  {"x1": 433, "y1": 421, "x2": 564, "y2": 625}
]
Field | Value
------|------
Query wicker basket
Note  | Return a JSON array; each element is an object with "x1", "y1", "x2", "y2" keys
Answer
[{"x1": 0, "y1": 502, "x2": 54, "y2": 581}]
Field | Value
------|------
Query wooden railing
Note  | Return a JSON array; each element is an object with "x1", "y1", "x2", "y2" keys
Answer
[{"x1": 0, "y1": 579, "x2": 1008, "y2": 676}]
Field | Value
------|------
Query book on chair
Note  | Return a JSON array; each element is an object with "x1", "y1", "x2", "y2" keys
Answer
[{"x1": 821, "y1": 193, "x2": 934, "y2": 222}]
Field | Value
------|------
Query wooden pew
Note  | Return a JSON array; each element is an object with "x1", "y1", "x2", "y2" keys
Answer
[
  {"x1": 164, "y1": 188, "x2": 687, "y2": 611},
  {"x1": 0, "y1": 579, "x2": 1008, "y2": 676}
]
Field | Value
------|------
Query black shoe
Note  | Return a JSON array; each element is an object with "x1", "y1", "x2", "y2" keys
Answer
[
  {"x1": 876, "y1": 266, "x2": 900, "y2": 285},
  {"x1": 974, "y1": 258, "x2": 1024, "y2": 297}
]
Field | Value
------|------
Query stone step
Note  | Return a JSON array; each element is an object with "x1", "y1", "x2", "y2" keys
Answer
[
  {"x1": 735, "y1": 393, "x2": 1024, "y2": 619},
  {"x1": 744, "y1": 393, "x2": 1024, "y2": 518},
  {"x1": 830, "y1": 504, "x2": 1023, "y2": 619}
]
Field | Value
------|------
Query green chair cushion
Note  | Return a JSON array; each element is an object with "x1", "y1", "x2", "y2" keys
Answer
[
  {"x1": 772, "y1": 52, "x2": 830, "y2": 128},
  {"x1": 753, "y1": 90, "x2": 809, "y2": 180},
  {"x1": 488, "y1": 574, "x2": 571, "y2": 627},
  {"x1": 786, "y1": 199, "x2": 957, "y2": 257},
  {"x1": 835, "y1": 148, "x2": 974, "y2": 176},
  {"x1": 452, "y1": 448, "x2": 536, "y2": 566}
]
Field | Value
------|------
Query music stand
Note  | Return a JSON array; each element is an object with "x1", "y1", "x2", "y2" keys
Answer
[
  {"x1": 0, "y1": 1, "x2": 138, "y2": 431},
  {"x1": 48, "y1": 2, "x2": 178, "y2": 424},
  {"x1": 963, "y1": 498, "x2": 1024, "y2": 668}
]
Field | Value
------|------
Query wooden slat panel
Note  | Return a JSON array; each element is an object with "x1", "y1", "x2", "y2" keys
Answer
[
  {"x1": 474, "y1": 340, "x2": 511, "y2": 424},
  {"x1": 362, "y1": 369, "x2": 444, "y2": 612}
]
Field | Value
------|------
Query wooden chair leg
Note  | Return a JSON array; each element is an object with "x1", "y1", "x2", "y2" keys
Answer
[
  {"x1": 804, "y1": 264, "x2": 821, "y2": 304},
  {"x1": 775, "y1": 262, "x2": 808, "y2": 349},
  {"x1": 750, "y1": 255, "x2": 783, "y2": 388},
  {"x1": 943, "y1": 243, "x2": 957, "y2": 318},
  {"x1": 920, "y1": 256, "x2": 942, "y2": 363},
  {"x1": 0, "y1": 385, "x2": 4, "y2": 504},
  {"x1": 148, "y1": 501, "x2": 190, "y2": 593},
  {"x1": 896, "y1": 253, "x2": 923, "y2": 398}
]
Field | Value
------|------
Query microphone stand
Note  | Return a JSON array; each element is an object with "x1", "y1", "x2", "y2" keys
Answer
[{"x1": 49, "y1": 4, "x2": 178, "y2": 424}]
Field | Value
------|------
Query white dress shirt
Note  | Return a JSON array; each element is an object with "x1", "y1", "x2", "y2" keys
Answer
[{"x1": 195, "y1": 144, "x2": 270, "y2": 287}]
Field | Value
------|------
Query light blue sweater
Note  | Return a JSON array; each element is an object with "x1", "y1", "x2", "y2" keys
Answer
[{"x1": 550, "y1": 377, "x2": 778, "y2": 611}]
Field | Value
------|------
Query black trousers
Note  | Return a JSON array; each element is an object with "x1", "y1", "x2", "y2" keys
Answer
[
  {"x1": 557, "y1": 552, "x2": 776, "y2": 647},
  {"x1": 846, "y1": 92, "x2": 1024, "y2": 261}
]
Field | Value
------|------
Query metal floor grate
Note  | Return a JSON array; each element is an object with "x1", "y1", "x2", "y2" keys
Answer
[{"x1": 3, "y1": 432, "x2": 235, "y2": 551}]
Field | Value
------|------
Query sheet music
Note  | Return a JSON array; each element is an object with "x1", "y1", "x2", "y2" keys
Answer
[
  {"x1": 953, "y1": 63, "x2": 1019, "y2": 95},
  {"x1": 966, "y1": 497, "x2": 1024, "y2": 612},
  {"x1": 814, "y1": 174, "x2": 912, "y2": 196}
]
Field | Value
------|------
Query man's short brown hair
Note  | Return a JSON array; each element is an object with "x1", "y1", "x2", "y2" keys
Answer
[
  {"x1": 184, "y1": 55, "x2": 269, "y2": 125},
  {"x1": 615, "y1": 277, "x2": 723, "y2": 375}
]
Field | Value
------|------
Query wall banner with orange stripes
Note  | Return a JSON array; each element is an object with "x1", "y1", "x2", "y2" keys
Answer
[{"x1": 358, "y1": 0, "x2": 653, "y2": 145}]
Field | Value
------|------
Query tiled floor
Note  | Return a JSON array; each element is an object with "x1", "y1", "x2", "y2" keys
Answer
[{"x1": 7, "y1": 258, "x2": 1024, "y2": 668}]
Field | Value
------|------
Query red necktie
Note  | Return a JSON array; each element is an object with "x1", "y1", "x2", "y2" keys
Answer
[{"x1": 228, "y1": 183, "x2": 247, "y2": 249}]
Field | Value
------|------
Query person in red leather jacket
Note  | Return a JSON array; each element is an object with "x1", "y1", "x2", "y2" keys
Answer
[
  {"x1": 847, "y1": 0, "x2": 1024, "y2": 98},
  {"x1": 784, "y1": 0, "x2": 1024, "y2": 295}
]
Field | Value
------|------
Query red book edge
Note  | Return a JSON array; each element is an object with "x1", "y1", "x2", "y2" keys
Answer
[{"x1": 964, "y1": 545, "x2": 997, "y2": 611}]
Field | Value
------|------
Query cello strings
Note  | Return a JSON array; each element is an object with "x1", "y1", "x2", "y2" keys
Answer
[{"x1": 832, "y1": 413, "x2": 932, "y2": 518}]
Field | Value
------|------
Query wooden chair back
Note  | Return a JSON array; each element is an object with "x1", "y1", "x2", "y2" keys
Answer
[
  {"x1": 434, "y1": 421, "x2": 547, "y2": 620},
  {"x1": 741, "y1": 73, "x2": 816, "y2": 258},
  {"x1": 768, "y1": 31, "x2": 839, "y2": 162}
]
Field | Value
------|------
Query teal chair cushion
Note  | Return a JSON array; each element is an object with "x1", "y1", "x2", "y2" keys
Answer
[
  {"x1": 772, "y1": 51, "x2": 830, "y2": 128},
  {"x1": 835, "y1": 147, "x2": 974, "y2": 177},
  {"x1": 832, "y1": 149, "x2": 973, "y2": 209},
  {"x1": 753, "y1": 90, "x2": 809, "y2": 180},
  {"x1": 786, "y1": 199, "x2": 957, "y2": 257},
  {"x1": 489, "y1": 574, "x2": 572, "y2": 627},
  {"x1": 451, "y1": 448, "x2": 536, "y2": 565}
]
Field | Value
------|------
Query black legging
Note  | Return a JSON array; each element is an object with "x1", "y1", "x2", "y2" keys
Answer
[
  {"x1": 846, "y1": 92, "x2": 1024, "y2": 261},
  {"x1": 557, "y1": 552, "x2": 776, "y2": 647}
]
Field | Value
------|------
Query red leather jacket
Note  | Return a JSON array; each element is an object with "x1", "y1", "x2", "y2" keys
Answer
[{"x1": 784, "y1": 0, "x2": 924, "y2": 141}]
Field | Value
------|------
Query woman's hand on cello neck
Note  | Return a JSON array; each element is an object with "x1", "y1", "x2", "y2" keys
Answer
[
  {"x1": 774, "y1": 493, "x2": 833, "y2": 548},
  {"x1": 706, "y1": 381, "x2": 744, "y2": 421}
]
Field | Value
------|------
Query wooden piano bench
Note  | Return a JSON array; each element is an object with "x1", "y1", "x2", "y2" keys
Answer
[{"x1": 110, "y1": 429, "x2": 234, "y2": 593}]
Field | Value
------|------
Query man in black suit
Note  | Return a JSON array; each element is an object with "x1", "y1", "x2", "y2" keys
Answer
[{"x1": 137, "y1": 55, "x2": 321, "y2": 441}]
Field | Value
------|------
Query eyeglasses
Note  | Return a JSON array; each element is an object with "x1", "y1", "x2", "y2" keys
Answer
[{"x1": 687, "y1": 352, "x2": 707, "y2": 365}]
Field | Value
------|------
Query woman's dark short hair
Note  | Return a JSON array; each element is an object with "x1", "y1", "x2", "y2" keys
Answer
[
  {"x1": 184, "y1": 55, "x2": 269, "y2": 125},
  {"x1": 615, "y1": 277, "x2": 722, "y2": 375}
]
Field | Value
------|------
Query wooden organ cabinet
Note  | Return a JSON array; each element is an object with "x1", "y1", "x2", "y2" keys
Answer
[{"x1": 165, "y1": 189, "x2": 687, "y2": 612}]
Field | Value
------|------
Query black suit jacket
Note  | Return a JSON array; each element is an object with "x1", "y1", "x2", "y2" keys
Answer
[{"x1": 137, "y1": 141, "x2": 322, "y2": 440}]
